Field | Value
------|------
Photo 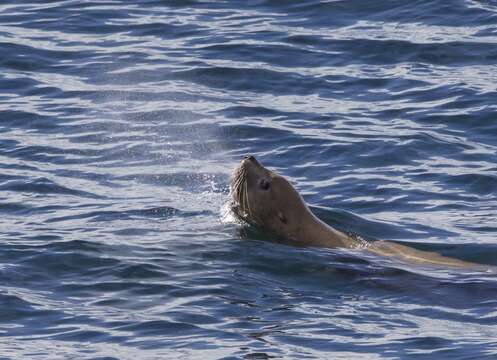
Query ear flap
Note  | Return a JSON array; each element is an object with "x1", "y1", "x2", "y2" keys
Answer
[{"x1": 277, "y1": 211, "x2": 287, "y2": 224}]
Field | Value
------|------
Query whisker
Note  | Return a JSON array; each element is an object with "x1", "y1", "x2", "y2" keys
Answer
[
  {"x1": 230, "y1": 165, "x2": 253, "y2": 223},
  {"x1": 238, "y1": 178, "x2": 245, "y2": 212},
  {"x1": 230, "y1": 170, "x2": 244, "y2": 201},
  {"x1": 236, "y1": 170, "x2": 246, "y2": 200},
  {"x1": 234, "y1": 168, "x2": 245, "y2": 190},
  {"x1": 244, "y1": 179, "x2": 252, "y2": 219}
]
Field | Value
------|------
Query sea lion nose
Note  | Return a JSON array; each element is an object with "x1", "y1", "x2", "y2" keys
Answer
[{"x1": 244, "y1": 155, "x2": 255, "y2": 162}]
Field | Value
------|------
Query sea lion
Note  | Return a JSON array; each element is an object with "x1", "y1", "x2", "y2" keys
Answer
[{"x1": 230, "y1": 155, "x2": 483, "y2": 269}]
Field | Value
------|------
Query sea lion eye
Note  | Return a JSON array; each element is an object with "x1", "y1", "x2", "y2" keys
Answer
[
  {"x1": 278, "y1": 211, "x2": 287, "y2": 224},
  {"x1": 259, "y1": 179, "x2": 270, "y2": 191}
]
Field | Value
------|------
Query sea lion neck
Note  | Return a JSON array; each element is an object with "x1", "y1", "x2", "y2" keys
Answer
[{"x1": 299, "y1": 205, "x2": 358, "y2": 248}]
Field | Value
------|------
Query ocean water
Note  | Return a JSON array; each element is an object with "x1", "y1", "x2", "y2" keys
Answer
[{"x1": 1, "y1": 0, "x2": 497, "y2": 359}]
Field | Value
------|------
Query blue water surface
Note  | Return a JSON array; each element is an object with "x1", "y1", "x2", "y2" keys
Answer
[{"x1": 1, "y1": 0, "x2": 497, "y2": 359}]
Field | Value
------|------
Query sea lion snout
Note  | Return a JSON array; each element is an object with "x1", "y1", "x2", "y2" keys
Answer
[
  {"x1": 242, "y1": 155, "x2": 264, "y2": 170},
  {"x1": 243, "y1": 155, "x2": 259, "y2": 166}
]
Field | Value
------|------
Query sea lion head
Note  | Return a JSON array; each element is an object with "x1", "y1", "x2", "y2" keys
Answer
[{"x1": 230, "y1": 156, "x2": 309, "y2": 241}]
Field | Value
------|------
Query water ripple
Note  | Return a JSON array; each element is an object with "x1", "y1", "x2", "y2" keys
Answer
[{"x1": 0, "y1": 0, "x2": 497, "y2": 358}]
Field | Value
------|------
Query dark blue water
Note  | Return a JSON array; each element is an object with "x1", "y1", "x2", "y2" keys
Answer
[{"x1": 1, "y1": 0, "x2": 497, "y2": 358}]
